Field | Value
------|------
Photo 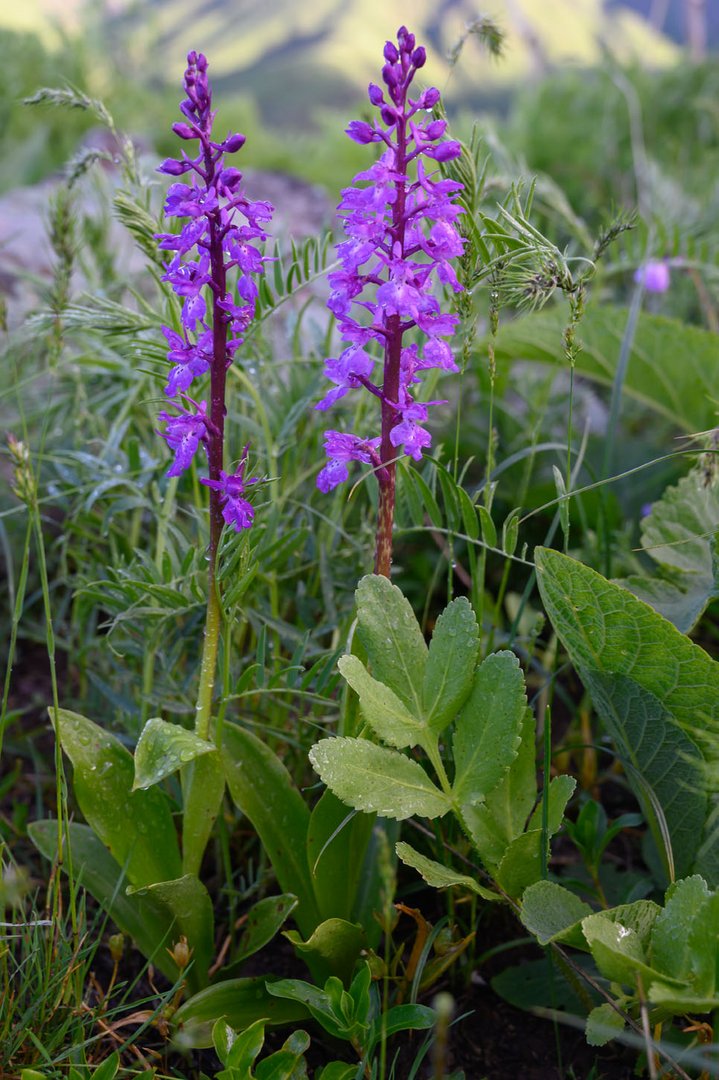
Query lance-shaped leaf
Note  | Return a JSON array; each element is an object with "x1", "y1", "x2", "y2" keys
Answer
[
  {"x1": 355, "y1": 574, "x2": 427, "y2": 714},
  {"x1": 421, "y1": 596, "x2": 479, "y2": 734},
  {"x1": 306, "y1": 789, "x2": 374, "y2": 927},
  {"x1": 452, "y1": 651, "x2": 526, "y2": 807},
  {"x1": 395, "y1": 841, "x2": 499, "y2": 901},
  {"x1": 309, "y1": 738, "x2": 450, "y2": 821},
  {"x1": 220, "y1": 895, "x2": 298, "y2": 976},
  {"x1": 181, "y1": 751, "x2": 225, "y2": 878},
  {"x1": 128, "y1": 873, "x2": 214, "y2": 993},
  {"x1": 173, "y1": 978, "x2": 311, "y2": 1050},
  {"x1": 222, "y1": 723, "x2": 321, "y2": 939},
  {"x1": 133, "y1": 717, "x2": 215, "y2": 789},
  {"x1": 51, "y1": 708, "x2": 181, "y2": 887},
  {"x1": 338, "y1": 655, "x2": 427, "y2": 749}
]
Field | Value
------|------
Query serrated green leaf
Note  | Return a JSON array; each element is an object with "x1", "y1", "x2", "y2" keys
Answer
[
  {"x1": 133, "y1": 717, "x2": 215, "y2": 790},
  {"x1": 309, "y1": 738, "x2": 450, "y2": 821},
  {"x1": 620, "y1": 468, "x2": 719, "y2": 633},
  {"x1": 521, "y1": 880, "x2": 593, "y2": 948},
  {"x1": 463, "y1": 708, "x2": 537, "y2": 866},
  {"x1": 52, "y1": 708, "x2": 181, "y2": 887},
  {"x1": 585, "y1": 1003, "x2": 626, "y2": 1047},
  {"x1": 452, "y1": 651, "x2": 526, "y2": 806},
  {"x1": 355, "y1": 575, "x2": 427, "y2": 714},
  {"x1": 338, "y1": 655, "x2": 427, "y2": 749},
  {"x1": 581, "y1": 904, "x2": 673, "y2": 990},
  {"x1": 421, "y1": 597, "x2": 479, "y2": 734},
  {"x1": 527, "y1": 773, "x2": 577, "y2": 835},
  {"x1": 650, "y1": 875, "x2": 711, "y2": 986},
  {"x1": 395, "y1": 841, "x2": 499, "y2": 901},
  {"x1": 494, "y1": 830, "x2": 545, "y2": 897}
]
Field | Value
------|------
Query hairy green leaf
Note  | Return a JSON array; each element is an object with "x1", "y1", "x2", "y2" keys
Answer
[
  {"x1": 355, "y1": 575, "x2": 427, "y2": 714},
  {"x1": 421, "y1": 596, "x2": 479, "y2": 734},
  {"x1": 520, "y1": 880, "x2": 593, "y2": 948},
  {"x1": 338, "y1": 655, "x2": 426, "y2": 749}
]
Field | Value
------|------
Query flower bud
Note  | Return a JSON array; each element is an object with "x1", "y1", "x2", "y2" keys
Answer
[
  {"x1": 368, "y1": 82, "x2": 384, "y2": 106},
  {"x1": 425, "y1": 119, "x2": 447, "y2": 140},
  {"x1": 217, "y1": 167, "x2": 243, "y2": 192},
  {"x1": 346, "y1": 120, "x2": 377, "y2": 144},
  {"x1": 380, "y1": 105, "x2": 397, "y2": 127},
  {"x1": 172, "y1": 122, "x2": 196, "y2": 140},
  {"x1": 411, "y1": 46, "x2": 426, "y2": 67},
  {"x1": 424, "y1": 141, "x2": 462, "y2": 162},
  {"x1": 419, "y1": 87, "x2": 441, "y2": 109},
  {"x1": 223, "y1": 132, "x2": 246, "y2": 153},
  {"x1": 108, "y1": 933, "x2": 125, "y2": 965},
  {"x1": 398, "y1": 26, "x2": 414, "y2": 52},
  {"x1": 382, "y1": 63, "x2": 399, "y2": 89},
  {"x1": 383, "y1": 40, "x2": 399, "y2": 63},
  {"x1": 168, "y1": 935, "x2": 192, "y2": 970},
  {"x1": 187, "y1": 50, "x2": 197, "y2": 66},
  {"x1": 157, "y1": 158, "x2": 192, "y2": 175}
]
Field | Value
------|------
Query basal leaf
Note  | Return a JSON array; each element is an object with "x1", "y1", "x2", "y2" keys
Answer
[
  {"x1": 128, "y1": 873, "x2": 214, "y2": 993},
  {"x1": 174, "y1": 978, "x2": 311, "y2": 1050},
  {"x1": 309, "y1": 738, "x2": 451, "y2": 821},
  {"x1": 520, "y1": 880, "x2": 593, "y2": 948},
  {"x1": 133, "y1": 717, "x2": 215, "y2": 790},
  {"x1": 284, "y1": 918, "x2": 365, "y2": 986},
  {"x1": 52, "y1": 708, "x2": 181, "y2": 887},
  {"x1": 395, "y1": 841, "x2": 499, "y2": 901},
  {"x1": 421, "y1": 596, "x2": 479, "y2": 734},
  {"x1": 355, "y1": 575, "x2": 427, "y2": 714},
  {"x1": 181, "y1": 750, "x2": 225, "y2": 878},
  {"x1": 222, "y1": 895, "x2": 299, "y2": 974},
  {"x1": 28, "y1": 820, "x2": 179, "y2": 983},
  {"x1": 222, "y1": 723, "x2": 321, "y2": 938},
  {"x1": 337, "y1": 655, "x2": 427, "y2": 749},
  {"x1": 452, "y1": 651, "x2": 526, "y2": 807},
  {"x1": 306, "y1": 789, "x2": 374, "y2": 926}
]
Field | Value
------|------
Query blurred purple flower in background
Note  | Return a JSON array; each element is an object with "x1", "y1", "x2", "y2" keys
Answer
[
  {"x1": 156, "y1": 51, "x2": 273, "y2": 537},
  {"x1": 315, "y1": 25, "x2": 465, "y2": 575},
  {"x1": 634, "y1": 260, "x2": 670, "y2": 294}
]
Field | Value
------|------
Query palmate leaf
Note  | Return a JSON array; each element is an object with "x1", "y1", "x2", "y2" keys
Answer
[
  {"x1": 620, "y1": 468, "x2": 719, "y2": 633},
  {"x1": 535, "y1": 547, "x2": 719, "y2": 885}
]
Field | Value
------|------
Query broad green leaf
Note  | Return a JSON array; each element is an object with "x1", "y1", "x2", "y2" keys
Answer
[
  {"x1": 266, "y1": 979, "x2": 347, "y2": 1041},
  {"x1": 490, "y1": 305, "x2": 718, "y2": 431},
  {"x1": 133, "y1": 717, "x2": 215, "y2": 790},
  {"x1": 309, "y1": 738, "x2": 450, "y2": 821},
  {"x1": 128, "y1": 874, "x2": 214, "y2": 993},
  {"x1": 371, "y1": 1003, "x2": 435, "y2": 1042},
  {"x1": 255, "y1": 1029, "x2": 311, "y2": 1080},
  {"x1": 452, "y1": 651, "x2": 526, "y2": 807},
  {"x1": 527, "y1": 774, "x2": 577, "y2": 835},
  {"x1": 581, "y1": 905, "x2": 673, "y2": 990},
  {"x1": 181, "y1": 750, "x2": 225, "y2": 877},
  {"x1": 535, "y1": 547, "x2": 719, "y2": 885},
  {"x1": 222, "y1": 723, "x2": 321, "y2": 938},
  {"x1": 462, "y1": 708, "x2": 536, "y2": 866},
  {"x1": 395, "y1": 841, "x2": 499, "y2": 901},
  {"x1": 494, "y1": 830, "x2": 545, "y2": 898},
  {"x1": 585, "y1": 1003, "x2": 626, "y2": 1047},
  {"x1": 421, "y1": 597, "x2": 479, "y2": 734},
  {"x1": 284, "y1": 918, "x2": 365, "y2": 986},
  {"x1": 650, "y1": 875, "x2": 711, "y2": 986},
  {"x1": 220, "y1": 895, "x2": 299, "y2": 976},
  {"x1": 684, "y1": 891, "x2": 719, "y2": 999},
  {"x1": 492, "y1": 955, "x2": 598, "y2": 1015},
  {"x1": 621, "y1": 468, "x2": 719, "y2": 632},
  {"x1": 174, "y1": 978, "x2": 310, "y2": 1050},
  {"x1": 337, "y1": 655, "x2": 427, "y2": 749},
  {"x1": 520, "y1": 881, "x2": 593, "y2": 948},
  {"x1": 647, "y1": 981, "x2": 719, "y2": 1014},
  {"x1": 355, "y1": 575, "x2": 427, "y2": 714},
  {"x1": 316, "y1": 1066, "x2": 356, "y2": 1080},
  {"x1": 222, "y1": 1016, "x2": 265, "y2": 1071},
  {"x1": 306, "y1": 789, "x2": 374, "y2": 925},
  {"x1": 28, "y1": 821, "x2": 179, "y2": 982},
  {"x1": 51, "y1": 708, "x2": 181, "y2": 887}
]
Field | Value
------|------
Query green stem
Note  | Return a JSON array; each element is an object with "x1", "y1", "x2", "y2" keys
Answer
[{"x1": 195, "y1": 580, "x2": 222, "y2": 742}]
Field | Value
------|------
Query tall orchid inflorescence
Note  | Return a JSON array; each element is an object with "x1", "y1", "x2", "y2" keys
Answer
[
  {"x1": 156, "y1": 51, "x2": 273, "y2": 559},
  {"x1": 316, "y1": 26, "x2": 464, "y2": 577}
]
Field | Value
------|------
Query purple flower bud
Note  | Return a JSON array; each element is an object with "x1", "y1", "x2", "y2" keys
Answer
[
  {"x1": 411, "y1": 46, "x2": 426, "y2": 67},
  {"x1": 425, "y1": 119, "x2": 447, "y2": 140},
  {"x1": 424, "y1": 141, "x2": 462, "y2": 162},
  {"x1": 398, "y1": 27, "x2": 415, "y2": 53},
  {"x1": 368, "y1": 83, "x2": 384, "y2": 106},
  {"x1": 223, "y1": 132, "x2": 247, "y2": 153},
  {"x1": 382, "y1": 63, "x2": 400, "y2": 88},
  {"x1": 346, "y1": 120, "x2": 378, "y2": 144},
  {"x1": 172, "y1": 122, "x2": 197, "y2": 140},
  {"x1": 158, "y1": 158, "x2": 193, "y2": 176},
  {"x1": 217, "y1": 167, "x2": 244, "y2": 193},
  {"x1": 383, "y1": 40, "x2": 399, "y2": 63},
  {"x1": 418, "y1": 87, "x2": 441, "y2": 109},
  {"x1": 380, "y1": 105, "x2": 397, "y2": 127},
  {"x1": 634, "y1": 260, "x2": 670, "y2": 294}
]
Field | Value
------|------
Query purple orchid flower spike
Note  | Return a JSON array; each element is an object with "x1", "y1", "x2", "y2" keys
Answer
[
  {"x1": 156, "y1": 50, "x2": 274, "y2": 542},
  {"x1": 315, "y1": 26, "x2": 465, "y2": 576}
]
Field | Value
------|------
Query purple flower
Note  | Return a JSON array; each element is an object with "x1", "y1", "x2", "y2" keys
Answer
[
  {"x1": 156, "y1": 51, "x2": 274, "y2": 540},
  {"x1": 634, "y1": 260, "x2": 670, "y2": 294},
  {"x1": 315, "y1": 27, "x2": 464, "y2": 508},
  {"x1": 157, "y1": 400, "x2": 209, "y2": 477},
  {"x1": 200, "y1": 449, "x2": 258, "y2": 531}
]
